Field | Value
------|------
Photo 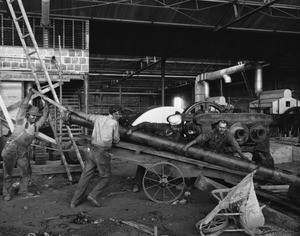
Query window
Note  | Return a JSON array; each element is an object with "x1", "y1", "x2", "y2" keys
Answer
[
  {"x1": 286, "y1": 101, "x2": 291, "y2": 107},
  {"x1": 0, "y1": 14, "x2": 88, "y2": 50}
]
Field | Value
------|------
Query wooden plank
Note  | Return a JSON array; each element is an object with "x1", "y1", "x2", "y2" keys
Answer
[
  {"x1": 115, "y1": 141, "x2": 249, "y2": 176},
  {"x1": 262, "y1": 206, "x2": 300, "y2": 230},
  {"x1": 256, "y1": 189, "x2": 300, "y2": 215},
  {"x1": 49, "y1": 116, "x2": 73, "y2": 181},
  {"x1": 32, "y1": 89, "x2": 67, "y2": 112},
  {"x1": 0, "y1": 94, "x2": 15, "y2": 132},
  {"x1": 66, "y1": 125, "x2": 85, "y2": 169},
  {"x1": 0, "y1": 161, "x2": 81, "y2": 176},
  {"x1": 114, "y1": 142, "x2": 283, "y2": 184},
  {"x1": 258, "y1": 185, "x2": 289, "y2": 192},
  {"x1": 36, "y1": 132, "x2": 56, "y2": 144}
]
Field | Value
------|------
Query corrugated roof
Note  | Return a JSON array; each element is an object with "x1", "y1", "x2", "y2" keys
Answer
[{"x1": 1, "y1": 0, "x2": 300, "y2": 94}]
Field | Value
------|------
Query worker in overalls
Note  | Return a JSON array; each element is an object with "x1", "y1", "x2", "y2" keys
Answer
[{"x1": 2, "y1": 88, "x2": 49, "y2": 201}]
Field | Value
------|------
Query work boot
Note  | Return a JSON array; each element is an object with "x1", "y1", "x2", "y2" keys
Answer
[
  {"x1": 4, "y1": 195, "x2": 12, "y2": 201},
  {"x1": 20, "y1": 192, "x2": 36, "y2": 199},
  {"x1": 87, "y1": 195, "x2": 101, "y2": 207}
]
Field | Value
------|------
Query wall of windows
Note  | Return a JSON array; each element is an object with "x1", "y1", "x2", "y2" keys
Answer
[{"x1": 0, "y1": 14, "x2": 88, "y2": 50}]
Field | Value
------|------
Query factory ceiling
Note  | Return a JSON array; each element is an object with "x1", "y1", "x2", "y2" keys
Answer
[{"x1": 2, "y1": 0, "x2": 300, "y2": 93}]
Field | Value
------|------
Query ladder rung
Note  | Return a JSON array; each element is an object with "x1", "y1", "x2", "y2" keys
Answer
[
  {"x1": 28, "y1": 50, "x2": 37, "y2": 56},
  {"x1": 22, "y1": 33, "x2": 30, "y2": 39},
  {"x1": 9, "y1": 0, "x2": 16, "y2": 3},
  {"x1": 16, "y1": 15, "x2": 24, "y2": 21},
  {"x1": 41, "y1": 84, "x2": 50, "y2": 89}
]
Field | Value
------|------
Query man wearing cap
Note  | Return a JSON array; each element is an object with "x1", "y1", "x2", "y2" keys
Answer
[
  {"x1": 2, "y1": 88, "x2": 49, "y2": 201},
  {"x1": 126, "y1": 113, "x2": 184, "y2": 192},
  {"x1": 69, "y1": 105, "x2": 122, "y2": 208},
  {"x1": 183, "y1": 120, "x2": 248, "y2": 160}
]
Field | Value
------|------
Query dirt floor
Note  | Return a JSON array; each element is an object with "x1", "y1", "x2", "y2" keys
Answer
[{"x1": 0, "y1": 158, "x2": 299, "y2": 236}]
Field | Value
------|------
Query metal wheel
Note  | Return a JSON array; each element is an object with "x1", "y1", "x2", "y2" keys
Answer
[
  {"x1": 199, "y1": 216, "x2": 228, "y2": 236},
  {"x1": 183, "y1": 101, "x2": 225, "y2": 122},
  {"x1": 183, "y1": 101, "x2": 224, "y2": 115},
  {"x1": 142, "y1": 162, "x2": 185, "y2": 204}
]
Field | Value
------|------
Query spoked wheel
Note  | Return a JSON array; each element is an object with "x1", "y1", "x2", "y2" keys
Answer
[
  {"x1": 142, "y1": 162, "x2": 185, "y2": 204},
  {"x1": 198, "y1": 216, "x2": 229, "y2": 236}
]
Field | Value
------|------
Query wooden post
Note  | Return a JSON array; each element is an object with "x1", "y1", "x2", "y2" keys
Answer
[
  {"x1": 0, "y1": 94, "x2": 15, "y2": 132},
  {"x1": 48, "y1": 115, "x2": 73, "y2": 181},
  {"x1": 84, "y1": 74, "x2": 89, "y2": 135}
]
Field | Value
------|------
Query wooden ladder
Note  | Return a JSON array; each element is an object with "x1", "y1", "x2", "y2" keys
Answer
[{"x1": 4, "y1": 0, "x2": 85, "y2": 181}]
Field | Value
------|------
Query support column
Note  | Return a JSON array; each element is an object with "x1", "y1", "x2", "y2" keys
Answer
[
  {"x1": 119, "y1": 85, "x2": 122, "y2": 105},
  {"x1": 161, "y1": 58, "x2": 166, "y2": 106}
]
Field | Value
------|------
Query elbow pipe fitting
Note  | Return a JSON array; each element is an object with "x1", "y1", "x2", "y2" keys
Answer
[
  {"x1": 230, "y1": 122, "x2": 249, "y2": 145},
  {"x1": 250, "y1": 125, "x2": 267, "y2": 143}
]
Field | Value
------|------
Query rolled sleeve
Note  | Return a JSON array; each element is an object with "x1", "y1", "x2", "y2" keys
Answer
[
  {"x1": 87, "y1": 114, "x2": 98, "y2": 123},
  {"x1": 226, "y1": 131, "x2": 242, "y2": 152}
]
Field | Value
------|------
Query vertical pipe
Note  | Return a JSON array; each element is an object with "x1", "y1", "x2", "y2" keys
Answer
[
  {"x1": 41, "y1": 0, "x2": 50, "y2": 27},
  {"x1": 204, "y1": 81, "x2": 210, "y2": 99},
  {"x1": 85, "y1": 21, "x2": 89, "y2": 50},
  {"x1": 58, "y1": 36, "x2": 63, "y2": 142},
  {"x1": 254, "y1": 64, "x2": 263, "y2": 97},
  {"x1": 195, "y1": 76, "x2": 208, "y2": 102},
  {"x1": 41, "y1": 0, "x2": 50, "y2": 48},
  {"x1": 161, "y1": 58, "x2": 166, "y2": 106},
  {"x1": 43, "y1": 28, "x2": 49, "y2": 48},
  {"x1": 84, "y1": 74, "x2": 89, "y2": 135}
]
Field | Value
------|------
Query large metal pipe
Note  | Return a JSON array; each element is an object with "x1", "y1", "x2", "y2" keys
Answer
[
  {"x1": 254, "y1": 64, "x2": 263, "y2": 96},
  {"x1": 64, "y1": 112, "x2": 300, "y2": 186},
  {"x1": 196, "y1": 62, "x2": 263, "y2": 99},
  {"x1": 197, "y1": 62, "x2": 254, "y2": 81},
  {"x1": 41, "y1": 0, "x2": 50, "y2": 27},
  {"x1": 120, "y1": 129, "x2": 300, "y2": 186}
]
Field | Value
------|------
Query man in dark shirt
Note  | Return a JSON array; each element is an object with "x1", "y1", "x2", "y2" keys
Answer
[{"x1": 183, "y1": 120, "x2": 248, "y2": 160}]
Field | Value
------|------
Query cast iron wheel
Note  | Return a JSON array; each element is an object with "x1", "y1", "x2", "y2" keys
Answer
[
  {"x1": 142, "y1": 162, "x2": 185, "y2": 204},
  {"x1": 183, "y1": 101, "x2": 225, "y2": 122},
  {"x1": 183, "y1": 101, "x2": 224, "y2": 115},
  {"x1": 199, "y1": 216, "x2": 229, "y2": 236}
]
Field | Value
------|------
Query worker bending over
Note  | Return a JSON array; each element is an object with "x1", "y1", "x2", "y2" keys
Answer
[{"x1": 183, "y1": 120, "x2": 248, "y2": 160}]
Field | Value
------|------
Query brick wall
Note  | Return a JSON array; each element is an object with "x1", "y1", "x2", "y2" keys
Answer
[{"x1": 0, "y1": 46, "x2": 89, "y2": 81}]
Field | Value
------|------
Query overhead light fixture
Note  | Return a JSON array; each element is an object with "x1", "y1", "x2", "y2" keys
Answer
[{"x1": 223, "y1": 74, "x2": 231, "y2": 83}]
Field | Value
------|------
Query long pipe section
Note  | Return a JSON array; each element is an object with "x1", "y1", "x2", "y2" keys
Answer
[
  {"x1": 198, "y1": 62, "x2": 254, "y2": 81},
  {"x1": 196, "y1": 62, "x2": 263, "y2": 99},
  {"x1": 120, "y1": 128, "x2": 300, "y2": 186},
  {"x1": 64, "y1": 112, "x2": 300, "y2": 186},
  {"x1": 254, "y1": 64, "x2": 263, "y2": 96}
]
